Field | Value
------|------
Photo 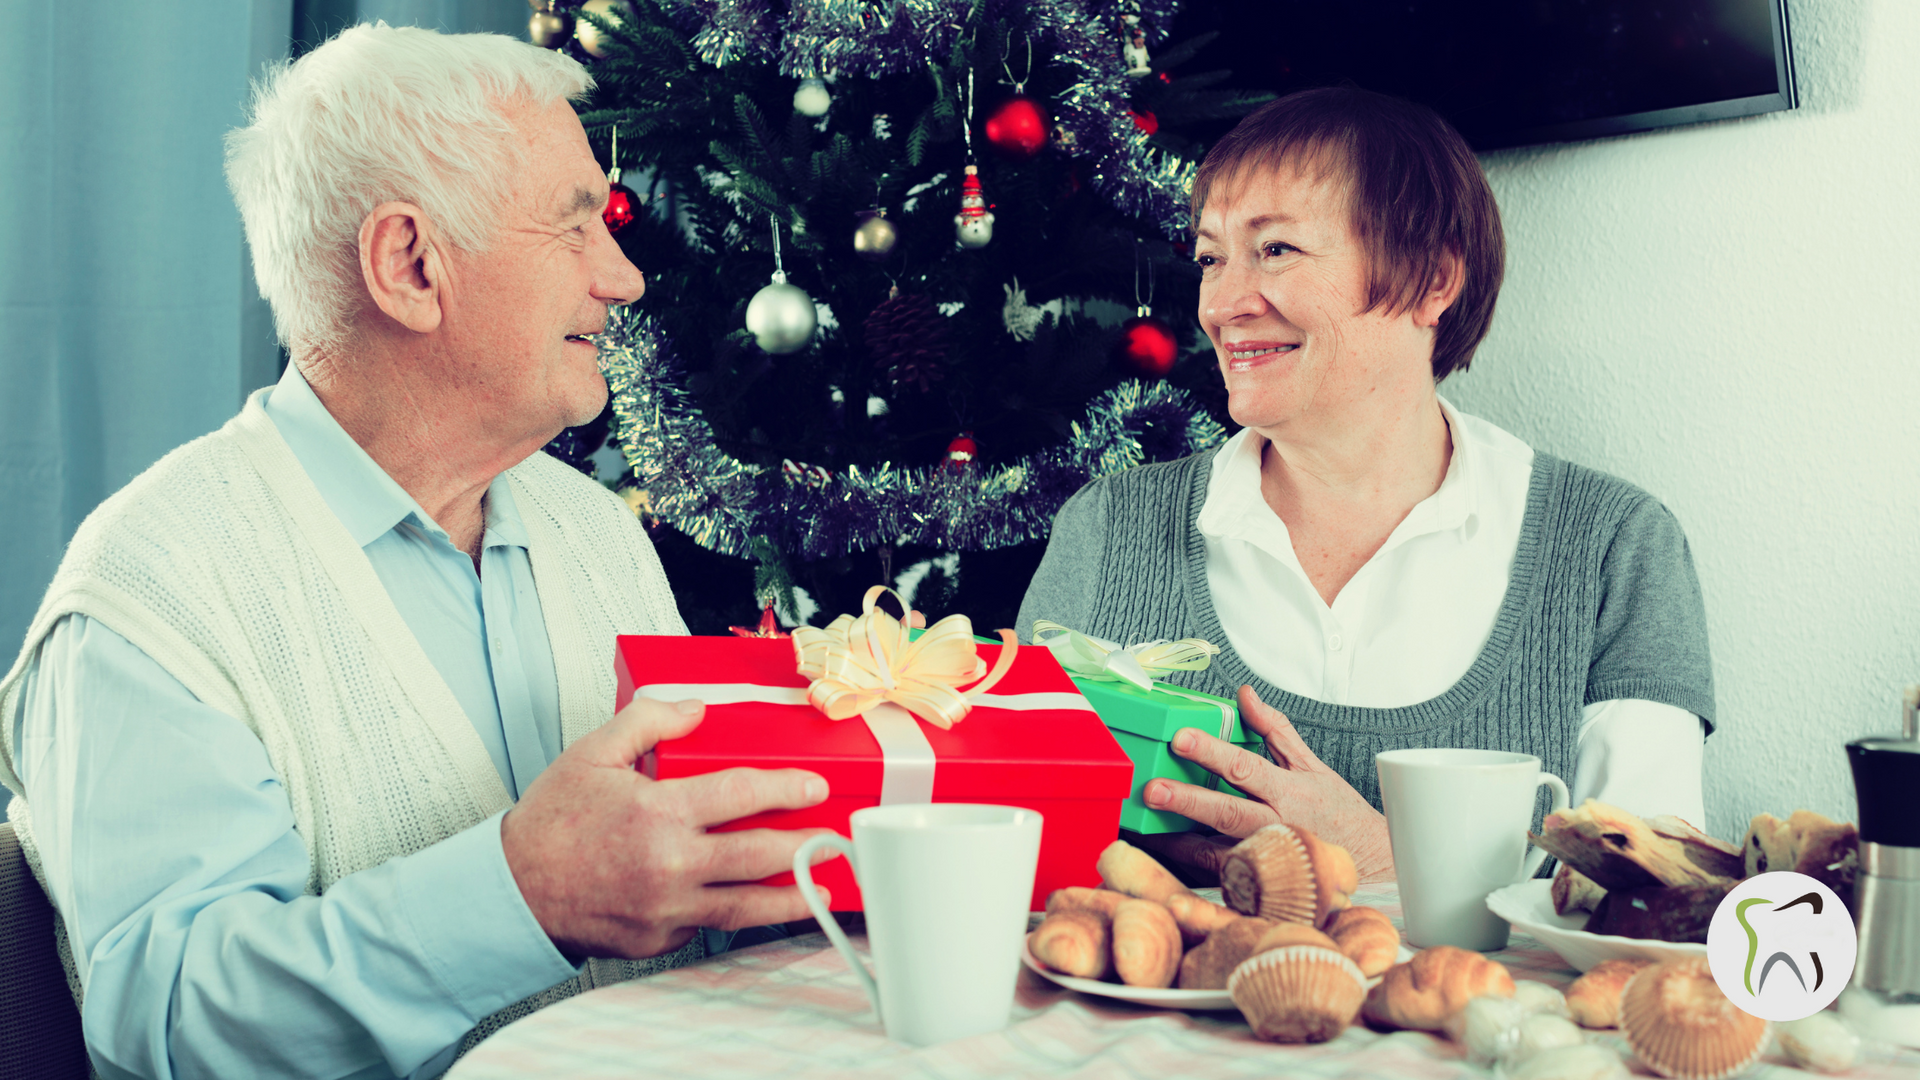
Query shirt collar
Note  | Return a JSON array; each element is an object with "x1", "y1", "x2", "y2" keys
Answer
[
  {"x1": 1196, "y1": 394, "x2": 1481, "y2": 543},
  {"x1": 262, "y1": 362, "x2": 529, "y2": 552}
]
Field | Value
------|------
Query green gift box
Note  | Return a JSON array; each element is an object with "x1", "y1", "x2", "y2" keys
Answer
[{"x1": 1068, "y1": 677, "x2": 1265, "y2": 834}]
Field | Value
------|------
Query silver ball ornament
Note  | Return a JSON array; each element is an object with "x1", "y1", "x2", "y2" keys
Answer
[
  {"x1": 793, "y1": 77, "x2": 832, "y2": 117},
  {"x1": 745, "y1": 272, "x2": 817, "y2": 354}
]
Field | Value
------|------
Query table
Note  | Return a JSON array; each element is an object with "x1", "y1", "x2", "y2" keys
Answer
[{"x1": 449, "y1": 884, "x2": 1920, "y2": 1079}]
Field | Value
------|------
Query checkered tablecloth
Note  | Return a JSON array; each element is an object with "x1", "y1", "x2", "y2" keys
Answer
[{"x1": 448, "y1": 884, "x2": 1920, "y2": 1079}]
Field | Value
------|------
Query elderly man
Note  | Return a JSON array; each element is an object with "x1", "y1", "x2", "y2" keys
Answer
[{"x1": 0, "y1": 24, "x2": 831, "y2": 1080}]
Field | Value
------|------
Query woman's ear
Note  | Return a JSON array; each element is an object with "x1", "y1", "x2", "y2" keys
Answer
[
  {"x1": 358, "y1": 202, "x2": 444, "y2": 334},
  {"x1": 1415, "y1": 250, "x2": 1465, "y2": 328}
]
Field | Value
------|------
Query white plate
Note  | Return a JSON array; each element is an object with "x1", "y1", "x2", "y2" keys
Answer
[
  {"x1": 1486, "y1": 879, "x2": 1708, "y2": 973},
  {"x1": 1022, "y1": 933, "x2": 1412, "y2": 1011},
  {"x1": 1022, "y1": 934, "x2": 1237, "y2": 1009}
]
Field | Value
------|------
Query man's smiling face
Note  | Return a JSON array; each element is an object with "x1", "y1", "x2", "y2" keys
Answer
[{"x1": 436, "y1": 96, "x2": 645, "y2": 443}]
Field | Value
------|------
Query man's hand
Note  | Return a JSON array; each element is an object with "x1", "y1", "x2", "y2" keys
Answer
[
  {"x1": 1141, "y1": 686, "x2": 1395, "y2": 882},
  {"x1": 501, "y1": 697, "x2": 835, "y2": 959}
]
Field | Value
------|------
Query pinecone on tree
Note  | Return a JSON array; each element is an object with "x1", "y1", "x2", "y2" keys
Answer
[{"x1": 865, "y1": 291, "x2": 955, "y2": 394}]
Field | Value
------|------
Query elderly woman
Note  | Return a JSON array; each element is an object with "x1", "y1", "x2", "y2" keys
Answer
[{"x1": 1017, "y1": 88, "x2": 1713, "y2": 882}]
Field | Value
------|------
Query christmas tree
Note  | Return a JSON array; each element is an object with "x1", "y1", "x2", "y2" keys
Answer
[{"x1": 536, "y1": 0, "x2": 1272, "y2": 634}]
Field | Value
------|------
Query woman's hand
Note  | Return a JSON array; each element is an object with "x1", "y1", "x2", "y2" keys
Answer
[{"x1": 1141, "y1": 685, "x2": 1396, "y2": 882}]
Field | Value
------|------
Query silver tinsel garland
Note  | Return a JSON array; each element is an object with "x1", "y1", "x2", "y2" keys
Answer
[
  {"x1": 602, "y1": 305, "x2": 1225, "y2": 560},
  {"x1": 652, "y1": 0, "x2": 1196, "y2": 237}
]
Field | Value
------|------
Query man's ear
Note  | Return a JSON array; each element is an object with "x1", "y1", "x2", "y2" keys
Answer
[
  {"x1": 359, "y1": 202, "x2": 445, "y2": 334},
  {"x1": 1413, "y1": 250, "x2": 1465, "y2": 329}
]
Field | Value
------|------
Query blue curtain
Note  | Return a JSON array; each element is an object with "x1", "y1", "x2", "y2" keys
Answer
[
  {"x1": 1, "y1": 0, "x2": 533, "y2": 649},
  {"x1": 1, "y1": 0, "x2": 533, "y2": 821}
]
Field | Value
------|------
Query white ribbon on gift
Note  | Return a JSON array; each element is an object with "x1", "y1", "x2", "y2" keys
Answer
[
  {"x1": 633, "y1": 683, "x2": 1093, "y2": 805},
  {"x1": 1030, "y1": 620, "x2": 1236, "y2": 742}
]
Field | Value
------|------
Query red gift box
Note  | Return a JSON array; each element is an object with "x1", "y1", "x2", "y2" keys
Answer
[{"x1": 614, "y1": 634, "x2": 1134, "y2": 911}]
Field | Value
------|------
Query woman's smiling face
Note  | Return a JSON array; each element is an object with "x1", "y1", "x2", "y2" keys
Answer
[{"x1": 1195, "y1": 160, "x2": 1438, "y2": 434}]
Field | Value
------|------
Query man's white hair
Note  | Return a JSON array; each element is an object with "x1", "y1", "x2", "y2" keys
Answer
[{"x1": 225, "y1": 24, "x2": 592, "y2": 354}]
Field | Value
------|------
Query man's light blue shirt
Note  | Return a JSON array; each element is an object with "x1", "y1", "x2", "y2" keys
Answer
[{"x1": 9, "y1": 363, "x2": 579, "y2": 1079}]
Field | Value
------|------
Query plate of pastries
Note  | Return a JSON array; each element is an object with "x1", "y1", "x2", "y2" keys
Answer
[
  {"x1": 1025, "y1": 821, "x2": 1865, "y2": 1076},
  {"x1": 1487, "y1": 799, "x2": 1859, "y2": 973},
  {"x1": 1027, "y1": 826, "x2": 1513, "y2": 1045}
]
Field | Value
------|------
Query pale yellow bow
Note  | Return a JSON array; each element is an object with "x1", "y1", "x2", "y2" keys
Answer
[
  {"x1": 1030, "y1": 619, "x2": 1219, "y2": 692},
  {"x1": 792, "y1": 586, "x2": 1018, "y2": 729}
]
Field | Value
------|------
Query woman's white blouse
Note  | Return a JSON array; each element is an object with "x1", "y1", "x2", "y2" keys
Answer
[{"x1": 1197, "y1": 397, "x2": 1707, "y2": 826}]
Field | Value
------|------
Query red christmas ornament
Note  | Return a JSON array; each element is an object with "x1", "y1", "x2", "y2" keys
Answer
[
  {"x1": 1116, "y1": 309, "x2": 1178, "y2": 378},
  {"x1": 943, "y1": 431, "x2": 979, "y2": 472},
  {"x1": 603, "y1": 127, "x2": 639, "y2": 235},
  {"x1": 1129, "y1": 109, "x2": 1159, "y2": 135},
  {"x1": 983, "y1": 94, "x2": 1051, "y2": 162},
  {"x1": 603, "y1": 181, "x2": 639, "y2": 234},
  {"x1": 728, "y1": 599, "x2": 791, "y2": 639}
]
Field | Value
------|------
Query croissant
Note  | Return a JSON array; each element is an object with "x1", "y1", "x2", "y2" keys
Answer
[
  {"x1": 1030, "y1": 909, "x2": 1112, "y2": 980},
  {"x1": 1045, "y1": 886, "x2": 1127, "y2": 919},
  {"x1": 1564, "y1": 958, "x2": 1652, "y2": 1029},
  {"x1": 1362, "y1": 946, "x2": 1515, "y2": 1031},
  {"x1": 1096, "y1": 839, "x2": 1191, "y2": 905},
  {"x1": 1166, "y1": 890, "x2": 1240, "y2": 948},
  {"x1": 1322, "y1": 905, "x2": 1401, "y2": 978},
  {"x1": 1111, "y1": 898, "x2": 1183, "y2": 988}
]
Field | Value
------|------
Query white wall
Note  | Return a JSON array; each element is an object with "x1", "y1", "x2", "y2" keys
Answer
[{"x1": 1443, "y1": 0, "x2": 1920, "y2": 843}]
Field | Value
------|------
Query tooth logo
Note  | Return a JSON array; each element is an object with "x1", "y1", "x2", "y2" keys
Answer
[{"x1": 1707, "y1": 871, "x2": 1857, "y2": 1021}]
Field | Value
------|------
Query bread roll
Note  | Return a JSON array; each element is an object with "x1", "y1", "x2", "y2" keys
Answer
[
  {"x1": 1176, "y1": 916, "x2": 1274, "y2": 990},
  {"x1": 1361, "y1": 946, "x2": 1515, "y2": 1031},
  {"x1": 1743, "y1": 810, "x2": 1859, "y2": 912},
  {"x1": 1096, "y1": 839, "x2": 1191, "y2": 905},
  {"x1": 1322, "y1": 904, "x2": 1401, "y2": 977},
  {"x1": 1564, "y1": 958, "x2": 1651, "y2": 1029},
  {"x1": 1583, "y1": 881, "x2": 1729, "y2": 944},
  {"x1": 1531, "y1": 800, "x2": 1728, "y2": 891},
  {"x1": 1031, "y1": 909, "x2": 1112, "y2": 980},
  {"x1": 1111, "y1": 898, "x2": 1182, "y2": 988}
]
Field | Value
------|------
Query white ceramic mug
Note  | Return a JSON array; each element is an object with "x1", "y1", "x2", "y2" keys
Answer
[
  {"x1": 793, "y1": 803, "x2": 1043, "y2": 1046},
  {"x1": 1376, "y1": 748, "x2": 1569, "y2": 951}
]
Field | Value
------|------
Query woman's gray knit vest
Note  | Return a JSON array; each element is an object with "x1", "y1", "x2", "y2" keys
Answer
[{"x1": 1016, "y1": 450, "x2": 1716, "y2": 837}]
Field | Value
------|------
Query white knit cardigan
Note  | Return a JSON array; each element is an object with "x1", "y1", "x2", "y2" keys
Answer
[{"x1": 0, "y1": 391, "x2": 699, "y2": 1065}]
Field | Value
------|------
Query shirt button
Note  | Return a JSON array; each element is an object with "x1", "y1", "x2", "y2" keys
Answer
[
  {"x1": 1328, "y1": 634, "x2": 1344, "y2": 651},
  {"x1": 491, "y1": 638, "x2": 503, "y2": 653}
]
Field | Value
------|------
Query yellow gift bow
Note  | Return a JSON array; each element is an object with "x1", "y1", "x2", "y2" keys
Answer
[
  {"x1": 791, "y1": 586, "x2": 1019, "y2": 730},
  {"x1": 1029, "y1": 620, "x2": 1219, "y2": 693}
]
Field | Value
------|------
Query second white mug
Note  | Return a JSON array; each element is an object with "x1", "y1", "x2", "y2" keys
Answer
[
  {"x1": 793, "y1": 803, "x2": 1042, "y2": 1046},
  {"x1": 1376, "y1": 748, "x2": 1568, "y2": 951}
]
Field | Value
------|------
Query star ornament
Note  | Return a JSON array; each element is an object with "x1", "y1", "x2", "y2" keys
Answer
[{"x1": 729, "y1": 599, "x2": 791, "y2": 639}]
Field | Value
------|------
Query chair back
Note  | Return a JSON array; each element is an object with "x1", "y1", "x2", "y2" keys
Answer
[{"x1": 0, "y1": 821, "x2": 89, "y2": 1078}]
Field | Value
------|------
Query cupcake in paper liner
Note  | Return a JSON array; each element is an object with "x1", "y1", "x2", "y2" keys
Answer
[
  {"x1": 1619, "y1": 958, "x2": 1770, "y2": 1080},
  {"x1": 1223, "y1": 823, "x2": 1355, "y2": 925},
  {"x1": 1228, "y1": 945, "x2": 1368, "y2": 1044}
]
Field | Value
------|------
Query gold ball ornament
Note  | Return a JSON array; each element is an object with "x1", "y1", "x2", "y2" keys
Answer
[
  {"x1": 574, "y1": 0, "x2": 629, "y2": 58},
  {"x1": 528, "y1": 7, "x2": 574, "y2": 49},
  {"x1": 853, "y1": 210, "x2": 898, "y2": 261}
]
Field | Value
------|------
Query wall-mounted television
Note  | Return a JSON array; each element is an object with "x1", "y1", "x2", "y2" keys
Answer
[{"x1": 1171, "y1": 0, "x2": 1798, "y2": 152}]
